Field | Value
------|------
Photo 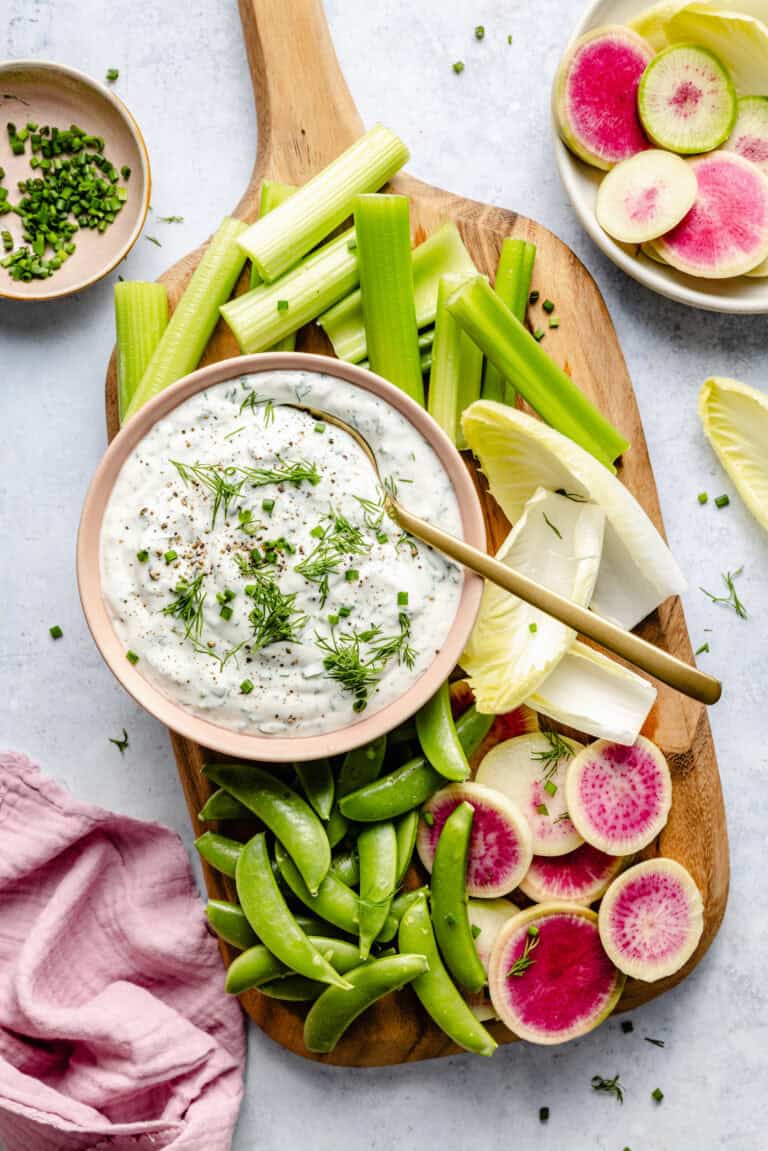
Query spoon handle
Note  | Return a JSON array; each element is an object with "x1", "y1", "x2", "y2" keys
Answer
[{"x1": 391, "y1": 503, "x2": 721, "y2": 707}]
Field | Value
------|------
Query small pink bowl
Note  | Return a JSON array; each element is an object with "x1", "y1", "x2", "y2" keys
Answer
[{"x1": 77, "y1": 352, "x2": 486, "y2": 762}]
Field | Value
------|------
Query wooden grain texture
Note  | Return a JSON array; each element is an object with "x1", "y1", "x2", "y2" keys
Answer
[{"x1": 104, "y1": 0, "x2": 728, "y2": 1066}]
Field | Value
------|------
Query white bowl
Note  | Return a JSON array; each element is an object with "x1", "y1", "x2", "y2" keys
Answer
[{"x1": 553, "y1": 0, "x2": 768, "y2": 314}]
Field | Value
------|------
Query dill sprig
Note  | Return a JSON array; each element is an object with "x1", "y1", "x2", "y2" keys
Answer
[
  {"x1": 239, "y1": 391, "x2": 275, "y2": 425},
  {"x1": 191, "y1": 639, "x2": 246, "y2": 671},
  {"x1": 700, "y1": 568, "x2": 747, "y2": 619},
  {"x1": 246, "y1": 575, "x2": 307, "y2": 651},
  {"x1": 315, "y1": 625, "x2": 384, "y2": 712},
  {"x1": 367, "y1": 610, "x2": 416, "y2": 669},
  {"x1": 532, "y1": 730, "x2": 573, "y2": 780},
  {"x1": 506, "y1": 925, "x2": 540, "y2": 977},
  {"x1": 162, "y1": 571, "x2": 206, "y2": 639},
  {"x1": 355, "y1": 493, "x2": 386, "y2": 532},
  {"x1": 109, "y1": 728, "x2": 129, "y2": 754},
  {"x1": 591, "y1": 1074, "x2": 624, "y2": 1104},
  {"x1": 171, "y1": 458, "x2": 320, "y2": 528},
  {"x1": 295, "y1": 510, "x2": 370, "y2": 605},
  {"x1": 543, "y1": 511, "x2": 563, "y2": 539},
  {"x1": 236, "y1": 458, "x2": 321, "y2": 488}
]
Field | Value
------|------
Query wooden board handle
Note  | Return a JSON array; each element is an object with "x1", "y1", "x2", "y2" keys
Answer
[{"x1": 236, "y1": 0, "x2": 363, "y2": 211}]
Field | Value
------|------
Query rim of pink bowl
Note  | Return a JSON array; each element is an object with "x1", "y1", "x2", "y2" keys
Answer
[{"x1": 77, "y1": 352, "x2": 487, "y2": 762}]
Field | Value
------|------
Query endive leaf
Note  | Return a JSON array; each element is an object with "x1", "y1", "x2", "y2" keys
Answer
[
  {"x1": 630, "y1": 0, "x2": 768, "y2": 50},
  {"x1": 665, "y1": 6, "x2": 768, "y2": 93},
  {"x1": 527, "y1": 642, "x2": 657, "y2": 746},
  {"x1": 699, "y1": 376, "x2": 768, "y2": 533},
  {"x1": 462, "y1": 402, "x2": 687, "y2": 629},
  {"x1": 462, "y1": 488, "x2": 605, "y2": 714}
]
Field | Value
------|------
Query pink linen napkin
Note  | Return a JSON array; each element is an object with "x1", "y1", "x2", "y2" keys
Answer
[{"x1": 0, "y1": 751, "x2": 245, "y2": 1151}]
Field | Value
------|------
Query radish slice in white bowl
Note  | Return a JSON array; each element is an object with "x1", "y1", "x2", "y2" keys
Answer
[{"x1": 596, "y1": 149, "x2": 698, "y2": 243}]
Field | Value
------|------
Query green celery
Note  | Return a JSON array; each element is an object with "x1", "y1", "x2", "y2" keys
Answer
[
  {"x1": 481, "y1": 238, "x2": 535, "y2": 405},
  {"x1": 428, "y1": 274, "x2": 483, "y2": 448},
  {"x1": 124, "y1": 217, "x2": 247, "y2": 420},
  {"x1": 361, "y1": 342, "x2": 432, "y2": 377},
  {"x1": 114, "y1": 282, "x2": 168, "y2": 423},
  {"x1": 318, "y1": 222, "x2": 475, "y2": 362},
  {"x1": 254, "y1": 180, "x2": 298, "y2": 351},
  {"x1": 221, "y1": 229, "x2": 359, "y2": 354},
  {"x1": 448, "y1": 276, "x2": 628, "y2": 466},
  {"x1": 238, "y1": 124, "x2": 408, "y2": 282},
  {"x1": 354, "y1": 194, "x2": 423, "y2": 405}
]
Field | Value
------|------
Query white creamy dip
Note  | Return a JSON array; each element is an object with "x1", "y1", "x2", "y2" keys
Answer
[{"x1": 101, "y1": 370, "x2": 464, "y2": 736}]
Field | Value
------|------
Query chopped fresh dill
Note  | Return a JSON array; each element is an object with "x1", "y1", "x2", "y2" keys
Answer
[
  {"x1": 171, "y1": 458, "x2": 319, "y2": 528},
  {"x1": 367, "y1": 610, "x2": 416, "y2": 669},
  {"x1": 191, "y1": 639, "x2": 246, "y2": 671},
  {"x1": 162, "y1": 571, "x2": 206, "y2": 639},
  {"x1": 157, "y1": 215, "x2": 184, "y2": 222},
  {"x1": 315, "y1": 625, "x2": 384, "y2": 712},
  {"x1": 543, "y1": 512, "x2": 562, "y2": 539},
  {"x1": 246, "y1": 575, "x2": 307, "y2": 651},
  {"x1": 695, "y1": 642, "x2": 710, "y2": 655},
  {"x1": 395, "y1": 531, "x2": 419, "y2": 558},
  {"x1": 506, "y1": 924, "x2": 540, "y2": 977},
  {"x1": 171, "y1": 460, "x2": 244, "y2": 527},
  {"x1": 355, "y1": 493, "x2": 387, "y2": 532},
  {"x1": 145, "y1": 235, "x2": 162, "y2": 247},
  {"x1": 552, "y1": 811, "x2": 571, "y2": 825},
  {"x1": 532, "y1": 730, "x2": 573, "y2": 780},
  {"x1": 555, "y1": 487, "x2": 588, "y2": 502},
  {"x1": 700, "y1": 568, "x2": 747, "y2": 619},
  {"x1": 295, "y1": 510, "x2": 370, "y2": 605},
  {"x1": 224, "y1": 425, "x2": 246, "y2": 440},
  {"x1": 109, "y1": 727, "x2": 129, "y2": 754},
  {"x1": 591, "y1": 1074, "x2": 624, "y2": 1104},
  {"x1": 239, "y1": 391, "x2": 275, "y2": 425}
]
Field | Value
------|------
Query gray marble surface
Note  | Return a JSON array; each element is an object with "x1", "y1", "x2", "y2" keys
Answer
[{"x1": 2, "y1": 2, "x2": 767, "y2": 1149}]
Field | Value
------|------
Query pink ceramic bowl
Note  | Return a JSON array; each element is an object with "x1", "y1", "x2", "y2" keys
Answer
[{"x1": 77, "y1": 352, "x2": 486, "y2": 762}]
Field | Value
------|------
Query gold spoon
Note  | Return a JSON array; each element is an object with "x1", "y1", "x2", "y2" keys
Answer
[{"x1": 287, "y1": 403, "x2": 721, "y2": 707}]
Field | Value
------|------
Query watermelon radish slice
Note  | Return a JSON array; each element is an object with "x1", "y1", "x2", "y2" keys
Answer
[
  {"x1": 565, "y1": 736, "x2": 672, "y2": 855},
  {"x1": 417, "y1": 781, "x2": 533, "y2": 898},
  {"x1": 466, "y1": 898, "x2": 521, "y2": 1021},
  {"x1": 596, "y1": 149, "x2": 697, "y2": 243},
  {"x1": 638, "y1": 44, "x2": 737, "y2": 154},
  {"x1": 519, "y1": 843, "x2": 628, "y2": 906},
  {"x1": 554, "y1": 25, "x2": 653, "y2": 170},
  {"x1": 724, "y1": 96, "x2": 768, "y2": 177},
  {"x1": 599, "y1": 858, "x2": 704, "y2": 981},
  {"x1": 488, "y1": 904, "x2": 625, "y2": 1044},
  {"x1": 653, "y1": 151, "x2": 768, "y2": 278},
  {"x1": 475, "y1": 733, "x2": 584, "y2": 857}
]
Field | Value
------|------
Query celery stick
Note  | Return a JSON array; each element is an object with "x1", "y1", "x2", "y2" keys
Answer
[
  {"x1": 238, "y1": 124, "x2": 408, "y2": 282},
  {"x1": 124, "y1": 217, "x2": 247, "y2": 421},
  {"x1": 481, "y1": 238, "x2": 536, "y2": 405},
  {"x1": 254, "y1": 181, "x2": 298, "y2": 351},
  {"x1": 448, "y1": 276, "x2": 628, "y2": 466},
  {"x1": 361, "y1": 344, "x2": 432, "y2": 376},
  {"x1": 354, "y1": 194, "x2": 423, "y2": 406},
  {"x1": 428, "y1": 274, "x2": 483, "y2": 448},
  {"x1": 115, "y1": 282, "x2": 168, "y2": 423},
  {"x1": 221, "y1": 229, "x2": 359, "y2": 354},
  {"x1": 318, "y1": 222, "x2": 476, "y2": 363}
]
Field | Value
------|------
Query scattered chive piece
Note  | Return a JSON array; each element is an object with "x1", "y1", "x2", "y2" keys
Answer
[
  {"x1": 145, "y1": 235, "x2": 162, "y2": 247},
  {"x1": 544, "y1": 779, "x2": 557, "y2": 798},
  {"x1": 157, "y1": 215, "x2": 184, "y2": 223},
  {"x1": 529, "y1": 621, "x2": 538, "y2": 633},
  {"x1": 535, "y1": 803, "x2": 549, "y2": 815},
  {"x1": 276, "y1": 299, "x2": 289, "y2": 312},
  {"x1": 164, "y1": 549, "x2": 178, "y2": 564},
  {"x1": 136, "y1": 550, "x2": 149, "y2": 563},
  {"x1": 376, "y1": 531, "x2": 388, "y2": 544},
  {"x1": 700, "y1": 568, "x2": 747, "y2": 619},
  {"x1": 695, "y1": 642, "x2": 710, "y2": 655},
  {"x1": 645, "y1": 1036, "x2": 665, "y2": 1047},
  {"x1": 240, "y1": 679, "x2": 254, "y2": 694},
  {"x1": 591, "y1": 1074, "x2": 624, "y2": 1104},
  {"x1": 328, "y1": 613, "x2": 339, "y2": 627},
  {"x1": 539, "y1": 1107, "x2": 549, "y2": 1123},
  {"x1": 397, "y1": 591, "x2": 409, "y2": 606},
  {"x1": 121, "y1": 165, "x2": 131, "y2": 180},
  {"x1": 314, "y1": 421, "x2": 326, "y2": 433},
  {"x1": 533, "y1": 328, "x2": 545, "y2": 342},
  {"x1": 105, "y1": 68, "x2": 119, "y2": 82},
  {"x1": 651, "y1": 1087, "x2": 664, "y2": 1103},
  {"x1": 528, "y1": 290, "x2": 540, "y2": 304},
  {"x1": 543, "y1": 512, "x2": 562, "y2": 538},
  {"x1": 219, "y1": 605, "x2": 233, "y2": 621},
  {"x1": 474, "y1": 25, "x2": 485, "y2": 39},
  {"x1": 621, "y1": 1020, "x2": 634, "y2": 1034},
  {"x1": 109, "y1": 728, "x2": 129, "y2": 754},
  {"x1": 338, "y1": 605, "x2": 353, "y2": 618},
  {"x1": 452, "y1": 61, "x2": 465, "y2": 73},
  {"x1": 310, "y1": 524, "x2": 325, "y2": 539},
  {"x1": 542, "y1": 298, "x2": 555, "y2": 313},
  {"x1": 507, "y1": 33, "x2": 513, "y2": 44},
  {"x1": 549, "y1": 317, "x2": 560, "y2": 329},
  {"x1": 126, "y1": 649, "x2": 139, "y2": 664},
  {"x1": 697, "y1": 491, "x2": 708, "y2": 504},
  {"x1": 262, "y1": 498, "x2": 275, "y2": 514},
  {"x1": 471, "y1": 923, "x2": 482, "y2": 939},
  {"x1": 714, "y1": 493, "x2": 730, "y2": 508},
  {"x1": 345, "y1": 568, "x2": 359, "y2": 581},
  {"x1": 49, "y1": 624, "x2": 63, "y2": 639},
  {"x1": 423, "y1": 811, "x2": 435, "y2": 827}
]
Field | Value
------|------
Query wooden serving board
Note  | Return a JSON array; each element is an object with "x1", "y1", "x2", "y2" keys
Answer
[{"x1": 104, "y1": 0, "x2": 728, "y2": 1066}]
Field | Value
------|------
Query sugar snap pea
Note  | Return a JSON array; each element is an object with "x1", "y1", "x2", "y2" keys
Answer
[
  {"x1": 357, "y1": 822, "x2": 398, "y2": 959},
  {"x1": 339, "y1": 706, "x2": 494, "y2": 821},
  {"x1": 430, "y1": 802, "x2": 486, "y2": 993},
  {"x1": 295, "y1": 757, "x2": 335, "y2": 821},
  {"x1": 398, "y1": 891, "x2": 496, "y2": 1056},
  {"x1": 226, "y1": 935, "x2": 362, "y2": 995},
  {"x1": 304, "y1": 954, "x2": 429, "y2": 1053},
  {"x1": 337, "y1": 735, "x2": 387, "y2": 797},
  {"x1": 415, "y1": 680, "x2": 471, "y2": 781},
  {"x1": 259, "y1": 974, "x2": 328, "y2": 1002},
  {"x1": 394, "y1": 809, "x2": 419, "y2": 885},
  {"x1": 198, "y1": 788, "x2": 252, "y2": 821},
  {"x1": 390, "y1": 885, "x2": 429, "y2": 924},
  {"x1": 195, "y1": 830, "x2": 243, "y2": 878},
  {"x1": 206, "y1": 899, "x2": 259, "y2": 950},
  {"x1": 331, "y1": 848, "x2": 360, "y2": 888},
  {"x1": 205, "y1": 763, "x2": 330, "y2": 894},
  {"x1": 235, "y1": 834, "x2": 351, "y2": 990},
  {"x1": 324, "y1": 804, "x2": 349, "y2": 848}
]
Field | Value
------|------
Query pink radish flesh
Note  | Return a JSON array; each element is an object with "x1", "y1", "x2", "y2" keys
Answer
[
  {"x1": 417, "y1": 783, "x2": 532, "y2": 896},
  {"x1": 724, "y1": 97, "x2": 768, "y2": 178},
  {"x1": 566, "y1": 737, "x2": 671, "y2": 854},
  {"x1": 656, "y1": 152, "x2": 768, "y2": 278},
  {"x1": 561, "y1": 30, "x2": 652, "y2": 167},
  {"x1": 490, "y1": 909, "x2": 624, "y2": 1043},
  {"x1": 520, "y1": 843, "x2": 625, "y2": 904}
]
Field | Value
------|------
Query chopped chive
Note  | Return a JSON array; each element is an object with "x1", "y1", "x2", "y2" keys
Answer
[
  {"x1": 314, "y1": 421, "x2": 326, "y2": 433},
  {"x1": 219, "y1": 605, "x2": 233, "y2": 621},
  {"x1": 397, "y1": 591, "x2": 409, "y2": 606},
  {"x1": 345, "y1": 568, "x2": 359, "y2": 581},
  {"x1": 105, "y1": 68, "x2": 119, "y2": 82},
  {"x1": 538, "y1": 1107, "x2": 549, "y2": 1123},
  {"x1": 240, "y1": 678, "x2": 254, "y2": 694},
  {"x1": 164, "y1": 549, "x2": 177, "y2": 564},
  {"x1": 474, "y1": 25, "x2": 485, "y2": 39},
  {"x1": 507, "y1": 33, "x2": 513, "y2": 44},
  {"x1": 644, "y1": 1037, "x2": 665, "y2": 1048},
  {"x1": 109, "y1": 728, "x2": 129, "y2": 754},
  {"x1": 216, "y1": 589, "x2": 235, "y2": 603},
  {"x1": 533, "y1": 328, "x2": 545, "y2": 342},
  {"x1": 549, "y1": 317, "x2": 560, "y2": 329},
  {"x1": 136, "y1": 550, "x2": 149, "y2": 563},
  {"x1": 714, "y1": 493, "x2": 730, "y2": 508},
  {"x1": 544, "y1": 779, "x2": 557, "y2": 797},
  {"x1": 338, "y1": 604, "x2": 353, "y2": 618},
  {"x1": 697, "y1": 491, "x2": 708, "y2": 504},
  {"x1": 262, "y1": 498, "x2": 275, "y2": 514},
  {"x1": 423, "y1": 810, "x2": 435, "y2": 827},
  {"x1": 651, "y1": 1087, "x2": 664, "y2": 1103},
  {"x1": 376, "y1": 531, "x2": 389, "y2": 544},
  {"x1": 327, "y1": 613, "x2": 339, "y2": 626},
  {"x1": 452, "y1": 60, "x2": 465, "y2": 73},
  {"x1": 157, "y1": 215, "x2": 184, "y2": 223},
  {"x1": 126, "y1": 649, "x2": 139, "y2": 664},
  {"x1": 49, "y1": 624, "x2": 63, "y2": 639},
  {"x1": 529, "y1": 621, "x2": 538, "y2": 633},
  {"x1": 536, "y1": 803, "x2": 549, "y2": 816},
  {"x1": 276, "y1": 298, "x2": 289, "y2": 312},
  {"x1": 528, "y1": 290, "x2": 540, "y2": 304},
  {"x1": 471, "y1": 923, "x2": 482, "y2": 939},
  {"x1": 695, "y1": 642, "x2": 710, "y2": 655},
  {"x1": 621, "y1": 1020, "x2": 634, "y2": 1033},
  {"x1": 542, "y1": 298, "x2": 555, "y2": 313}
]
